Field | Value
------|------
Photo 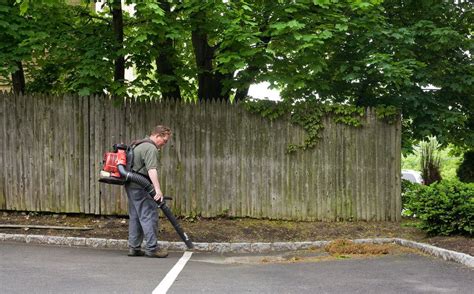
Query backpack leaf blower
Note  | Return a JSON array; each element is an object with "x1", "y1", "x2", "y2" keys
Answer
[{"x1": 99, "y1": 143, "x2": 194, "y2": 249}]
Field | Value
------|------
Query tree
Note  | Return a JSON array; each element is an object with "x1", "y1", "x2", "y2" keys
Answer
[
  {"x1": 0, "y1": 0, "x2": 115, "y2": 95},
  {"x1": 1, "y1": 0, "x2": 472, "y2": 150},
  {"x1": 129, "y1": 0, "x2": 185, "y2": 99},
  {"x1": 111, "y1": 0, "x2": 125, "y2": 98},
  {"x1": 381, "y1": 0, "x2": 473, "y2": 150},
  {"x1": 0, "y1": 0, "x2": 31, "y2": 94},
  {"x1": 152, "y1": 1, "x2": 182, "y2": 99},
  {"x1": 457, "y1": 150, "x2": 474, "y2": 183},
  {"x1": 260, "y1": 0, "x2": 473, "y2": 149}
]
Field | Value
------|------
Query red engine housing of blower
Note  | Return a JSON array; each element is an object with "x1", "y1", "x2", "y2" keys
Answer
[{"x1": 102, "y1": 149, "x2": 127, "y2": 178}]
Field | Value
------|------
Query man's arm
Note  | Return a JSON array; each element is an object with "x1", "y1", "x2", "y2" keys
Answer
[{"x1": 148, "y1": 168, "x2": 163, "y2": 202}]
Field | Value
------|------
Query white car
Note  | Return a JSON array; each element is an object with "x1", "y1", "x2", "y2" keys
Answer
[{"x1": 401, "y1": 169, "x2": 424, "y2": 184}]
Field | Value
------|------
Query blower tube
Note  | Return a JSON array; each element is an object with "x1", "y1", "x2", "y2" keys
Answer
[{"x1": 118, "y1": 165, "x2": 194, "y2": 249}]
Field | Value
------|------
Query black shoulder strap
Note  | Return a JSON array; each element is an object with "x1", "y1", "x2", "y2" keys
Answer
[{"x1": 130, "y1": 138, "x2": 156, "y2": 149}]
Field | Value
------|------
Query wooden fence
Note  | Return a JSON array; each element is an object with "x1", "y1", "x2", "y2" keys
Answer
[{"x1": 0, "y1": 93, "x2": 401, "y2": 221}]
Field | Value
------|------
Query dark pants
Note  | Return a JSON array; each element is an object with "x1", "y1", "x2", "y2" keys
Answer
[{"x1": 125, "y1": 185, "x2": 159, "y2": 253}]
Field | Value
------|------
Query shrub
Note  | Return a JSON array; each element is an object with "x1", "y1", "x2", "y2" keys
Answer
[
  {"x1": 419, "y1": 136, "x2": 442, "y2": 185},
  {"x1": 404, "y1": 180, "x2": 473, "y2": 236},
  {"x1": 457, "y1": 150, "x2": 474, "y2": 183},
  {"x1": 401, "y1": 179, "x2": 418, "y2": 212}
]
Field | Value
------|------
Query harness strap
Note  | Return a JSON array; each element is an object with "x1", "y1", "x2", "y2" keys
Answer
[{"x1": 128, "y1": 138, "x2": 158, "y2": 180}]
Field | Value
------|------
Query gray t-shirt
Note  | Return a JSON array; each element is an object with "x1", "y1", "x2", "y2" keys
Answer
[{"x1": 128, "y1": 139, "x2": 159, "y2": 188}]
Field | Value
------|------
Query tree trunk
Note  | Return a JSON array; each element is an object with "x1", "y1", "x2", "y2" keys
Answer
[
  {"x1": 155, "y1": 49, "x2": 182, "y2": 100},
  {"x1": 112, "y1": 0, "x2": 125, "y2": 96},
  {"x1": 154, "y1": 1, "x2": 181, "y2": 100},
  {"x1": 191, "y1": 30, "x2": 230, "y2": 100},
  {"x1": 235, "y1": 86, "x2": 250, "y2": 102},
  {"x1": 233, "y1": 25, "x2": 271, "y2": 102},
  {"x1": 11, "y1": 61, "x2": 25, "y2": 95}
]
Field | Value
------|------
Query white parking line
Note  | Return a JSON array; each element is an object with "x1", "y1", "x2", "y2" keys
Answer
[{"x1": 152, "y1": 251, "x2": 193, "y2": 294}]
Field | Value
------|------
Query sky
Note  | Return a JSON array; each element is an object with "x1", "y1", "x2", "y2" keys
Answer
[{"x1": 248, "y1": 82, "x2": 282, "y2": 101}]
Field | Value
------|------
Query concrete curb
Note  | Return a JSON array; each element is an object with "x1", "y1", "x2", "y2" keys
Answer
[
  {"x1": 1, "y1": 233, "x2": 472, "y2": 267},
  {"x1": 393, "y1": 238, "x2": 474, "y2": 268}
]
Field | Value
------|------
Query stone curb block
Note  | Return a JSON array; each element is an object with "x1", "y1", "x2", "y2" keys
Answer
[
  {"x1": 309, "y1": 241, "x2": 330, "y2": 248},
  {"x1": 46, "y1": 236, "x2": 68, "y2": 246},
  {"x1": 293, "y1": 242, "x2": 319, "y2": 250},
  {"x1": 0, "y1": 234, "x2": 472, "y2": 268},
  {"x1": 67, "y1": 237, "x2": 86, "y2": 247},
  {"x1": 353, "y1": 238, "x2": 395, "y2": 244},
  {"x1": 192, "y1": 242, "x2": 210, "y2": 252},
  {"x1": 272, "y1": 242, "x2": 297, "y2": 251},
  {"x1": 168, "y1": 242, "x2": 188, "y2": 251},
  {"x1": 85, "y1": 238, "x2": 108, "y2": 248},
  {"x1": 208, "y1": 242, "x2": 231, "y2": 253},
  {"x1": 26, "y1": 235, "x2": 46, "y2": 244},
  {"x1": 251, "y1": 242, "x2": 272, "y2": 253},
  {"x1": 107, "y1": 239, "x2": 128, "y2": 249},
  {"x1": 231, "y1": 243, "x2": 252, "y2": 253},
  {"x1": 4, "y1": 234, "x2": 27, "y2": 243},
  {"x1": 394, "y1": 238, "x2": 474, "y2": 268}
]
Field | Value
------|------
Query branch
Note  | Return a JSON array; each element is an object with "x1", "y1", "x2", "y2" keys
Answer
[{"x1": 77, "y1": 10, "x2": 112, "y2": 25}]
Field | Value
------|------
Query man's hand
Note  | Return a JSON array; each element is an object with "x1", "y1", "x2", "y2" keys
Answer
[{"x1": 154, "y1": 189, "x2": 164, "y2": 202}]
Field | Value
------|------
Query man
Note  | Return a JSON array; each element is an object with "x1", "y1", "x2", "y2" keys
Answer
[{"x1": 125, "y1": 125, "x2": 171, "y2": 258}]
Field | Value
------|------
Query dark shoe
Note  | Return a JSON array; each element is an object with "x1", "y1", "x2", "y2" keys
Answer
[
  {"x1": 145, "y1": 248, "x2": 169, "y2": 258},
  {"x1": 128, "y1": 248, "x2": 145, "y2": 257}
]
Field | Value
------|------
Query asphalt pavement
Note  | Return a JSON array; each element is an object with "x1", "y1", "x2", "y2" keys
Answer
[{"x1": 0, "y1": 242, "x2": 472, "y2": 294}]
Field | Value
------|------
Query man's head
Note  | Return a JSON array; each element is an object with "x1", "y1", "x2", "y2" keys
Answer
[{"x1": 149, "y1": 125, "x2": 172, "y2": 148}]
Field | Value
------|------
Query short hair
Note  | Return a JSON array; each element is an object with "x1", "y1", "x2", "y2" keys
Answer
[{"x1": 150, "y1": 125, "x2": 172, "y2": 137}]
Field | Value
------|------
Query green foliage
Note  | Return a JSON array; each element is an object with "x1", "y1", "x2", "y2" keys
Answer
[
  {"x1": 401, "y1": 179, "x2": 417, "y2": 210},
  {"x1": 1, "y1": 0, "x2": 472, "y2": 149},
  {"x1": 419, "y1": 136, "x2": 442, "y2": 185},
  {"x1": 243, "y1": 99, "x2": 394, "y2": 152},
  {"x1": 266, "y1": 0, "x2": 473, "y2": 149},
  {"x1": 402, "y1": 153, "x2": 418, "y2": 171},
  {"x1": 0, "y1": 1, "x2": 114, "y2": 95},
  {"x1": 457, "y1": 150, "x2": 474, "y2": 183},
  {"x1": 403, "y1": 180, "x2": 474, "y2": 236},
  {"x1": 375, "y1": 105, "x2": 399, "y2": 123},
  {"x1": 438, "y1": 147, "x2": 463, "y2": 181},
  {"x1": 0, "y1": 1, "x2": 35, "y2": 77}
]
